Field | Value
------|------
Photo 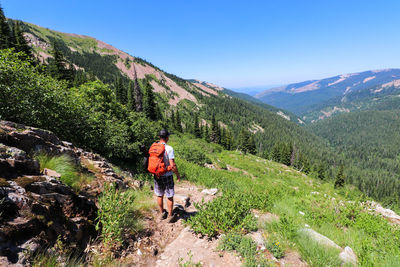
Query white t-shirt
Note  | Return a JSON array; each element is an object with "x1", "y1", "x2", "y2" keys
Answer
[{"x1": 162, "y1": 143, "x2": 174, "y2": 176}]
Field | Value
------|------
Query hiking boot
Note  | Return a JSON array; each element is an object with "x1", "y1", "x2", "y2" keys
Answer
[
  {"x1": 160, "y1": 210, "x2": 168, "y2": 220},
  {"x1": 168, "y1": 213, "x2": 178, "y2": 223}
]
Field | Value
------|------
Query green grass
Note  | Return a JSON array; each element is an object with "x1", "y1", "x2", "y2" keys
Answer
[
  {"x1": 168, "y1": 134, "x2": 400, "y2": 266},
  {"x1": 296, "y1": 233, "x2": 342, "y2": 267},
  {"x1": 34, "y1": 153, "x2": 94, "y2": 191}
]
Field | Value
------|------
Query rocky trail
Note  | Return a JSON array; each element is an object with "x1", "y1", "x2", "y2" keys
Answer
[{"x1": 124, "y1": 182, "x2": 243, "y2": 267}]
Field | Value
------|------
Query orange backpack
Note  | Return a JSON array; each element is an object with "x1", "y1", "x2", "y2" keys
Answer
[{"x1": 147, "y1": 142, "x2": 172, "y2": 177}]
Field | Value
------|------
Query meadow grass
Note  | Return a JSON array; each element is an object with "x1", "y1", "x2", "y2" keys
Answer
[{"x1": 169, "y1": 135, "x2": 400, "y2": 266}]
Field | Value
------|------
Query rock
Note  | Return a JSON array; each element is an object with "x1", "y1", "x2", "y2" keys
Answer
[
  {"x1": 137, "y1": 249, "x2": 142, "y2": 256},
  {"x1": 299, "y1": 228, "x2": 341, "y2": 250},
  {"x1": 201, "y1": 188, "x2": 218, "y2": 195},
  {"x1": 339, "y1": 246, "x2": 357, "y2": 266},
  {"x1": 247, "y1": 231, "x2": 265, "y2": 249},
  {"x1": 174, "y1": 194, "x2": 189, "y2": 206},
  {"x1": 43, "y1": 168, "x2": 61, "y2": 178},
  {"x1": 252, "y1": 210, "x2": 279, "y2": 226},
  {"x1": 204, "y1": 163, "x2": 215, "y2": 169},
  {"x1": 368, "y1": 201, "x2": 400, "y2": 225}
]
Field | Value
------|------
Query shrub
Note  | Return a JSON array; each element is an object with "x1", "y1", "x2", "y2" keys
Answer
[
  {"x1": 175, "y1": 142, "x2": 212, "y2": 166},
  {"x1": 218, "y1": 233, "x2": 257, "y2": 259},
  {"x1": 218, "y1": 233, "x2": 273, "y2": 267},
  {"x1": 186, "y1": 191, "x2": 258, "y2": 237},
  {"x1": 96, "y1": 184, "x2": 141, "y2": 247}
]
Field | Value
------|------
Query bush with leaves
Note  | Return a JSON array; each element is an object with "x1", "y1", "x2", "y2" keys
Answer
[
  {"x1": 186, "y1": 191, "x2": 258, "y2": 237},
  {"x1": 96, "y1": 184, "x2": 140, "y2": 247}
]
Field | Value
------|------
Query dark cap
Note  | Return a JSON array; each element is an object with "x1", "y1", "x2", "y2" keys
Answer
[{"x1": 158, "y1": 129, "x2": 171, "y2": 138}]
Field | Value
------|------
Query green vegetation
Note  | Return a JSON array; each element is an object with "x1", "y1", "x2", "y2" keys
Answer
[
  {"x1": 0, "y1": 49, "x2": 161, "y2": 165},
  {"x1": 187, "y1": 192, "x2": 258, "y2": 237},
  {"x1": 170, "y1": 135, "x2": 400, "y2": 267},
  {"x1": 309, "y1": 110, "x2": 400, "y2": 209},
  {"x1": 178, "y1": 251, "x2": 203, "y2": 267},
  {"x1": 218, "y1": 233, "x2": 273, "y2": 267},
  {"x1": 96, "y1": 184, "x2": 141, "y2": 247},
  {"x1": 35, "y1": 153, "x2": 93, "y2": 190}
]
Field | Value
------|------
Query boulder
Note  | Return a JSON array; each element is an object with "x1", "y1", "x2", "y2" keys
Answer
[
  {"x1": 43, "y1": 168, "x2": 61, "y2": 178},
  {"x1": 339, "y1": 246, "x2": 357, "y2": 266},
  {"x1": 201, "y1": 188, "x2": 218, "y2": 195},
  {"x1": 299, "y1": 228, "x2": 341, "y2": 250},
  {"x1": 174, "y1": 194, "x2": 190, "y2": 207}
]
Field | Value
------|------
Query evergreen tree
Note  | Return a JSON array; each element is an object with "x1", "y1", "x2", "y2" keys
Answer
[
  {"x1": 238, "y1": 129, "x2": 256, "y2": 154},
  {"x1": 127, "y1": 80, "x2": 134, "y2": 111},
  {"x1": 334, "y1": 165, "x2": 345, "y2": 188},
  {"x1": 170, "y1": 110, "x2": 176, "y2": 128},
  {"x1": 143, "y1": 80, "x2": 157, "y2": 120},
  {"x1": 47, "y1": 41, "x2": 73, "y2": 83},
  {"x1": 0, "y1": 5, "x2": 11, "y2": 49},
  {"x1": 175, "y1": 110, "x2": 183, "y2": 132},
  {"x1": 210, "y1": 114, "x2": 220, "y2": 143},
  {"x1": 203, "y1": 124, "x2": 210, "y2": 142},
  {"x1": 133, "y1": 66, "x2": 143, "y2": 112},
  {"x1": 193, "y1": 113, "x2": 201, "y2": 138},
  {"x1": 11, "y1": 21, "x2": 32, "y2": 58},
  {"x1": 316, "y1": 163, "x2": 326, "y2": 180}
]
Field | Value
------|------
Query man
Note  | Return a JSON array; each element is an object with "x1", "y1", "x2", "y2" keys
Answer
[{"x1": 153, "y1": 129, "x2": 181, "y2": 223}]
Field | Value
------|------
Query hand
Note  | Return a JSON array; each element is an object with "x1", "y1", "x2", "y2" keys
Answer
[{"x1": 177, "y1": 175, "x2": 181, "y2": 182}]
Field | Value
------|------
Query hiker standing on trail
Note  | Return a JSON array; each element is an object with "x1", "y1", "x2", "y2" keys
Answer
[{"x1": 148, "y1": 129, "x2": 181, "y2": 223}]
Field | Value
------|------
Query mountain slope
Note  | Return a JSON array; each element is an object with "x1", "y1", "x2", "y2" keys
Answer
[
  {"x1": 255, "y1": 69, "x2": 400, "y2": 116},
  {"x1": 19, "y1": 20, "x2": 334, "y2": 171},
  {"x1": 302, "y1": 80, "x2": 400, "y2": 122},
  {"x1": 307, "y1": 110, "x2": 400, "y2": 206}
]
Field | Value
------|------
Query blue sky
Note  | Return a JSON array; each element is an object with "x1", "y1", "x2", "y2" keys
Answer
[{"x1": 2, "y1": 0, "x2": 400, "y2": 90}]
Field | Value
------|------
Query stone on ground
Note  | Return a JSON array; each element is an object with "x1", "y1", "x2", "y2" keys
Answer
[{"x1": 155, "y1": 227, "x2": 241, "y2": 267}]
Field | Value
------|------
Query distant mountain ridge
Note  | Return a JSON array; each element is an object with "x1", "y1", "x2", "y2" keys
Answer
[{"x1": 255, "y1": 69, "x2": 400, "y2": 118}]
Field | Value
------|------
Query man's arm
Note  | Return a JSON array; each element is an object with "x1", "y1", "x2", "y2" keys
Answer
[{"x1": 169, "y1": 159, "x2": 181, "y2": 182}]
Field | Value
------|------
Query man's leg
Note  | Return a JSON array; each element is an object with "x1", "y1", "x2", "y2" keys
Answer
[
  {"x1": 167, "y1": 197, "x2": 174, "y2": 216},
  {"x1": 157, "y1": 195, "x2": 164, "y2": 213}
]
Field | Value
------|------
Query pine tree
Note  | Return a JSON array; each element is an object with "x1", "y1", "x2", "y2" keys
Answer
[
  {"x1": 175, "y1": 110, "x2": 183, "y2": 132},
  {"x1": 316, "y1": 163, "x2": 326, "y2": 180},
  {"x1": 47, "y1": 41, "x2": 73, "y2": 82},
  {"x1": 0, "y1": 5, "x2": 11, "y2": 49},
  {"x1": 193, "y1": 114, "x2": 201, "y2": 138},
  {"x1": 170, "y1": 110, "x2": 176, "y2": 128},
  {"x1": 127, "y1": 80, "x2": 134, "y2": 111},
  {"x1": 334, "y1": 165, "x2": 345, "y2": 188},
  {"x1": 210, "y1": 114, "x2": 220, "y2": 143},
  {"x1": 133, "y1": 66, "x2": 143, "y2": 112},
  {"x1": 12, "y1": 21, "x2": 32, "y2": 58},
  {"x1": 143, "y1": 80, "x2": 157, "y2": 120},
  {"x1": 203, "y1": 124, "x2": 210, "y2": 142}
]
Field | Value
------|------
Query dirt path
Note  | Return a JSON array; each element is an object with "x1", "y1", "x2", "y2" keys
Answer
[
  {"x1": 123, "y1": 181, "x2": 306, "y2": 267},
  {"x1": 122, "y1": 181, "x2": 241, "y2": 266}
]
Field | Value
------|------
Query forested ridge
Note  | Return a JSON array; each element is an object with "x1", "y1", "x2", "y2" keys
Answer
[
  {"x1": 0, "y1": 14, "x2": 340, "y2": 177},
  {"x1": 308, "y1": 110, "x2": 400, "y2": 208}
]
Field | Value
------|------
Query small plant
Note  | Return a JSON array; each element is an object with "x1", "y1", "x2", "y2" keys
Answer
[
  {"x1": 266, "y1": 240, "x2": 284, "y2": 259},
  {"x1": 186, "y1": 191, "x2": 258, "y2": 237},
  {"x1": 178, "y1": 250, "x2": 202, "y2": 267},
  {"x1": 96, "y1": 183, "x2": 141, "y2": 247},
  {"x1": 218, "y1": 233, "x2": 257, "y2": 259}
]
